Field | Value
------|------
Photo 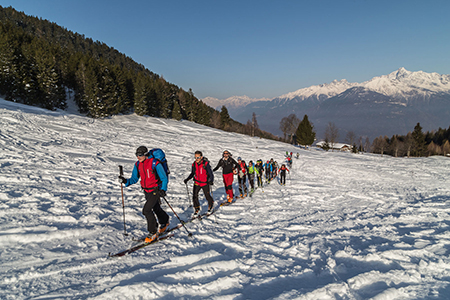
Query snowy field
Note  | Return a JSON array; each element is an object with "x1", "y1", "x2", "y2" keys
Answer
[{"x1": 1, "y1": 99, "x2": 450, "y2": 300}]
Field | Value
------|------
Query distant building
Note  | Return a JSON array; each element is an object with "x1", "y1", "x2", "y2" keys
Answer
[{"x1": 315, "y1": 141, "x2": 353, "y2": 152}]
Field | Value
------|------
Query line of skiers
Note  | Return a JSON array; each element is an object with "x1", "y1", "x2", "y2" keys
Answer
[{"x1": 118, "y1": 146, "x2": 291, "y2": 243}]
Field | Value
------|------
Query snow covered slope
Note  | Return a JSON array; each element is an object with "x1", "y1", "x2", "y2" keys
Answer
[{"x1": 1, "y1": 99, "x2": 450, "y2": 299}]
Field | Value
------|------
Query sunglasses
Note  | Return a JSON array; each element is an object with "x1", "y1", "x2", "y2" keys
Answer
[{"x1": 195, "y1": 156, "x2": 202, "y2": 159}]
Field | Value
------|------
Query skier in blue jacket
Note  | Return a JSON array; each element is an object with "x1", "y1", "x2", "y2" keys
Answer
[{"x1": 119, "y1": 146, "x2": 169, "y2": 243}]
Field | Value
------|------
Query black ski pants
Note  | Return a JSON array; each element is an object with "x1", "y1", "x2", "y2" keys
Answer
[
  {"x1": 193, "y1": 184, "x2": 214, "y2": 209},
  {"x1": 238, "y1": 175, "x2": 248, "y2": 195},
  {"x1": 143, "y1": 189, "x2": 169, "y2": 234},
  {"x1": 248, "y1": 173, "x2": 255, "y2": 190},
  {"x1": 279, "y1": 171, "x2": 287, "y2": 185}
]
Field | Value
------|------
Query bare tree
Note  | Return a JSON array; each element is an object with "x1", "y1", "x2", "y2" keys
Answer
[
  {"x1": 325, "y1": 122, "x2": 339, "y2": 151},
  {"x1": 210, "y1": 110, "x2": 221, "y2": 129},
  {"x1": 404, "y1": 132, "x2": 414, "y2": 158},
  {"x1": 364, "y1": 137, "x2": 371, "y2": 153},
  {"x1": 251, "y1": 112, "x2": 259, "y2": 137},
  {"x1": 373, "y1": 136, "x2": 389, "y2": 156},
  {"x1": 279, "y1": 117, "x2": 290, "y2": 141},
  {"x1": 443, "y1": 140, "x2": 450, "y2": 156},
  {"x1": 345, "y1": 131, "x2": 356, "y2": 146},
  {"x1": 279, "y1": 114, "x2": 300, "y2": 142},
  {"x1": 390, "y1": 135, "x2": 400, "y2": 157}
]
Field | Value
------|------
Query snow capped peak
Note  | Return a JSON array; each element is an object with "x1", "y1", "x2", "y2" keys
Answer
[
  {"x1": 390, "y1": 67, "x2": 411, "y2": 79},
  {"x1": 202, "y1": 95, "x2": 271, "y2": 109},
  {"x1": 362, "y1": 68, "x2": 450, "y2": 99},
  {"x1": 277, "y1": 79, "x2": 358, "y2": 101}
]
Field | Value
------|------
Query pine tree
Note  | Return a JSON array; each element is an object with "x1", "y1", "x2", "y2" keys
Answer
[
  {"x1": 34, "y1": 45, "x2": 66, "y2": 110},
  {"x1": 219, "y1": 105, "x2": 231, "y2": 129},
  {"x1": 133, "y1": 74, "x2": 149, "y2": 116},
  {"x1": 0, "y1": 26, "x2": 16, "y2": 99},
  {"x1": 196, "y1": 102, "x2": 211, "y2": 126},
  {"x1": 172, "y1": 100, "x2": 183, "y2": 120},
  {"x1": 412, "y1": 123, "x2": 426, "y2": 157},
  {"x1": 296, "y1": 115, "x2": 315, "y2": 147},
  {"x1": 186, "y1": 88, "x2": 196, "y2": 121}
]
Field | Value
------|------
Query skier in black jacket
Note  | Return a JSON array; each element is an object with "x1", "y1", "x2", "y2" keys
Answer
[{"x1": 213, "y1": 150, "x2": 239, "y2": 202}]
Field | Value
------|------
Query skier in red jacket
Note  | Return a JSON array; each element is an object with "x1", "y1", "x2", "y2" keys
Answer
[
  {"x1": 184, "y1": 151, "x2": 215, "y2": 214},
  {"x1": 278, "y1": 164, "x2": 290, "y2": 185},
  {"x1": 118, "y1": 146, "x2": 169, "y2": 243}
]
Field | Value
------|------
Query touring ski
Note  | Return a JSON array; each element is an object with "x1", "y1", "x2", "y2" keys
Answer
[
  {"x1": 109, "y1": 233, "x2": 175, "y2": 258},
  {"x1": 131, "y1": 210, "x2": 215, "y2": 243},
  {"x1": 132, "y1": 223, "x2": 183, "y2": 243}
]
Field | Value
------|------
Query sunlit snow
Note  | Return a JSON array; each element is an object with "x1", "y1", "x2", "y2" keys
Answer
[{"x1": 1, "y1": 99, "x2": 450, "y2": 299}]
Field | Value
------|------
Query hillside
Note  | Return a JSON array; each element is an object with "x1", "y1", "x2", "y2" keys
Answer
[
  {"x1": 1, "y1": 99, "x2": 450, "y2": 299},
  {"x1": 0, "y1": 5, "x2": 280, "y2": 141}
]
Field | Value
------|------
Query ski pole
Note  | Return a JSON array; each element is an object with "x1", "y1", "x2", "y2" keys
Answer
[
  {"x1": 119, "y1": 165, "x2": 128, "y2": 236},
  {"x1": 185, "y1": 183, "x2": 192, "y2": 207},
  {"x1": 162, "y1": 196, "x2": 193, "y2": 237}
]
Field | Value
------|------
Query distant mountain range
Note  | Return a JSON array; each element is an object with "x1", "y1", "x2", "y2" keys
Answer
[
  {"x1": 203, "y1": 68, "x2": 450, "y2": 140},
  {"x1": 202, "y1": 95, "x2": 271, "y2": 110}
]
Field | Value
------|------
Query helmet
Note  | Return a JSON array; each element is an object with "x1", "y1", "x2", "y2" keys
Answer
[{"x1": 135, "y1": 146, "x2": 148, "y2": 157}]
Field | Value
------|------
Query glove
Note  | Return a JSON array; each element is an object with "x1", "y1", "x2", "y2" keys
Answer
[
  {"x1": 184, "y1": 179, "x2": 189, "y2": 184},
  {"x1": 159, "y1": 190, "x2": 166, "y2": 198},
  {"x1": 208, "y1": 181, "x2": 214, "y2": 186},
  {"x1": 118, "y1": 176, "x2": 127, "y2": 184}
]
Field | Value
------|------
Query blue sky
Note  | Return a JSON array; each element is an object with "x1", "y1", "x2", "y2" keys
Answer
[{"x1": 1, "y1": 0, "x2": 449, "y2": 99}]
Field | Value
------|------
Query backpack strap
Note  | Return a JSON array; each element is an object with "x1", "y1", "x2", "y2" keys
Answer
[{"x1": 152, "y1": 159, "x2": 157, "y2": 171}]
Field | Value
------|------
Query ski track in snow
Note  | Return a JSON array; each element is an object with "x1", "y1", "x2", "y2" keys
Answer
[{"x1": 1, "y1": 99, "x2": 450, "y2": 299}]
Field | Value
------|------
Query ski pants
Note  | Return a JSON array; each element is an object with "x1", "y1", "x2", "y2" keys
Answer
[
  {"x1": 193, "y1": 184, "x2": 214, "y2": 209},
  {"x1": 280, "y1": 171, "x2": 287, "y2": 185},
  {"x1": 143, "y1": 189, "x2": 169, "y2": 234},
  {"x1": 222, "y1": 173, "x2": 234, "y2": 199},
  {"x1": 257, "y1": 174, "x2": 263, "y2": 187},
  {"x1": 238, "y1": 174, "x2": 248, "y2": 195},
  {"x1": 248, "y1": 174, "x2": 255, "y2": 190}
]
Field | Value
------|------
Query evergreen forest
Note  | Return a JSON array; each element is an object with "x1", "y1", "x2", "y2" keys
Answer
[{"x1": 0, "y1": 6, "x2": 277, "y2": 140}]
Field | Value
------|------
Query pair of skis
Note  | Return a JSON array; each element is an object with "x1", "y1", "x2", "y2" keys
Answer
[{"x1": 108, "y1": 209, "x2": 216, "y2": 258}]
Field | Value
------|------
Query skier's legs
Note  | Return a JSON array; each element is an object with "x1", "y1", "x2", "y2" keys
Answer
[
  {"x1": 192, "y1": 184, "x2": 201, "y2": 208},
  {"x1": 238, "y1": 176, "x2": 244, "y2": 195},
  {"x1": 201, "y1": 185, "x2": 214, "y2": 208},
  {"x1": 223, "y1": 173, "x2": 234, "y2": 198},
  {"x1": 142, "y1": 190, "x2": 163, "y2": 234},
  {"x1": 249, "y1": 174, "x2": 255, "y2": 190}
]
